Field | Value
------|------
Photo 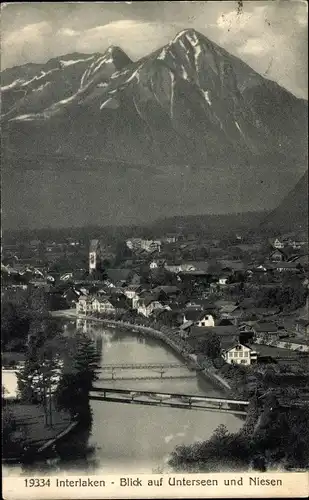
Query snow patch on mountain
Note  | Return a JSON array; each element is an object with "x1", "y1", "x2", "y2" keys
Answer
[
  {"x1": 1, "y1": 79, "x2": 25, "y2": 91},
  {"x1": 111, "y1": 71, "x2": 121, "y2": 79},
  {"x1": 235, "y1": 121, "x2": 242, "y2": 133},
  {"x1": 20, "y1": 69, "x2": 58, "y2": 87},
  {"x1": 9, "y1": 113, "x2": 44, "y2": 122},
  {"x1": 181, "y1": 66, "x2": 189, "y2": 80},
  {"x1": 59, "y1": 56, "x2": 94, "y2": 67},
  {"x1": 88, "y1": 56, "x2": 108, "y2": 74},
  {"x1": 157, "y1": 49, "x2": 167, "y2": 61},
  {"x1": 173, "y1": 30, "x2": 188, "y2": 43},
  {"x1": 170, "y1": 71, "x2": 175, "y2": 118},
  {"x1": 32, "y1": 82, "x2": 51, "y2": 92},
  {"x1": 203, "y1": 90, "x2": 212, "y2": 105},
  {"x1": 186, "y1": 32, "x2": 199, "y2": 47},
  {"x1": 100, "y1": 98, "x2": 113, "y2": 110}
]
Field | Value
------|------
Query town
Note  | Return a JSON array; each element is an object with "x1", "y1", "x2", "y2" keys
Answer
[
  {"x1": 2, "y1": 228, "x2": 308, "y2": 365},
  {"x1": 2, "y1": 224, "x2": 309, "y2": 471}
]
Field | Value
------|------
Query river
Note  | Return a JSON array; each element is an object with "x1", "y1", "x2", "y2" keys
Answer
[
  {"x1": 72, "y1": 321, "x2": 243, "y2": 473},
  {"x1": 3, "y1": 320, "x2": 243, "y2": 475}
]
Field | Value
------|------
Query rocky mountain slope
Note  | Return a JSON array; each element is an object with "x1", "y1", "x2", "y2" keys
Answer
[{"x1": 1, "y1": 29, "x2": 307, "y2": 228}]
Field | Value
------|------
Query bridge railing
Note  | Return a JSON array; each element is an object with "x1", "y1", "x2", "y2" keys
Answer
[{"x1": 91, "y1": 386, "x2": 249, "y2": 406}]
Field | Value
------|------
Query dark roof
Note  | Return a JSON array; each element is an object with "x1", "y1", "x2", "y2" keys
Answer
[
  {"x1": 237, "y1": 298, "x2": 256, "y2": 309},
  {"x1": 139, "y1": 290, "x2": 161, "y2": 301},
  {"x1": 180, "y1": 270, "x2": 208, "y2": 276},
  {"x1": 296, "y1": 319, "x2": 309, "y2": 327},
  {"x1": 219, "y1": 304, "x2": 240, "y2": 314},
  {"x1": 106, "y1": 269, "x2": 134, "y2": 283},
  {"x1": 269, "y1": 248, "x2": 288, "y2": 256},
  {"x1": 223, "y1": 342, "x2": 253, "y2": 353},
  {"x1": 189, "y1": 326, "x2": 239, "y2": 338},
  {"x1": 186, "y1": 299, "x2": 216, "y2": 309},
  {"x1": 184, "y1": 310, "x2": 214, "y2": 322},
  {"x1": 217, "y1": 260, "x2": 245, "y2": 271},
  {"x1": 254, "y1": 322, "x2": 279, "y2": 333},
  {"x1": 126, "y1": 285, "x2": 142, "y2": 292},
  {"x1": 109, "y1": 296, "x2": 129, "y2": 309},
  {"x1": 217, "y1": 319, "x2": 234, "y2": 326},
  {"x1": 140, "y1": 295, "x2": 163, "y2": 307},
  {"x1": 220, "y1": 338, "x2": 240, "y2": 351},
  {"x1": 271, "y1": 262, "x2": 299, "y2": 269},
  {"x1": 252, "y1": 308, "x2": 280, "y2": 316},
  {"x1": 153, "y1": 286, "x2": 180, "y2": 295}
]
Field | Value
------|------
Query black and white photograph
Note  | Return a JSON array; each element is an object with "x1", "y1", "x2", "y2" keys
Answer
[{"x1": 1, "y1": 1, "x2": 309, "y2": 498}]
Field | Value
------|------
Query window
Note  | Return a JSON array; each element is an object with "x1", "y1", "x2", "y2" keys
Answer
[
  {"x1": 244, "y1": 351, "x2": 249, "y2": 357},
  {"x1": 239, "y1": 351, "x2": 243, "y2": 357},
  {"x1": 234, "y1": 351, "x2": 238, "y2": 357},
  {"x1": 241, "y1": 360, "x2": 247, "y2": 364},
  {"x1": 228, "y1": 352, "x2": 233, "y2": 358}
]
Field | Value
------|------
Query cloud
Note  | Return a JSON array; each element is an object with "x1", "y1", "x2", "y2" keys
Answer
[
  {"x1": 2, "y1": 21, "x2": 53, "y2": 67},
  {"x1": 1, "y1": 2, "x2": 307, "y2": 98},
  {"x1": 73, "y1": 20, "x2": 181, "y2": 58},
  {"x1": 214, "y1": 1, "x2": 308, "y2": 98}
]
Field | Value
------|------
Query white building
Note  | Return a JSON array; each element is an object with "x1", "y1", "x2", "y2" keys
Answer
[
  {"x1": 91, "y1": 297, "x2": 116, "y2": 315},
  {"x1": 137, "y1": 299, "x2": 165, "y2": 317},
  {"x1": 272, "y1": 238, "x2": 285, "y2": 249},
  {"x1": 76, "y1": 296, "x2": 93, "y2": 315},
  {"x1": 89, "y1": 239, "x2": 102, "y2": 275},
  {"x1": 126, "y1": 238, "x2": 161, "y2": 253},
  {"x1": 222, "y1": 343, "x2": 258, "y2": 366},
  {"x1": 182, "y1": 310, "x2": 215, "y2": 327}
]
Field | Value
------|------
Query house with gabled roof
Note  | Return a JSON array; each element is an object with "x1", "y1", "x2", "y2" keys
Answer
[
  {"x1": 106, "y1": 268, "x2": 140, "y2": 287},
  {"x1": 182, "y1": 309, "x2": 215, "y2": 327},
  {"x1": 91, "y1": 297, "x2": 116, "y2": 315},
  {"x1": 137, "y1": 297, "x2": 166, "y2": 317},
  {"x1": 268, "y1": 248, "x2": 288, "y2": 262},
  {"x1": 269, "y1": 238, "x2": 285, "y2": 249},
  {"x1": 222, "y1": 343, "x2": 258, "y2": 366}
]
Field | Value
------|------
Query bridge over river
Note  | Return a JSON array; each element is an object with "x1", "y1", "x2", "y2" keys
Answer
[
  {"x1": 98, "y1": 362, "x2": 198, "y2": 381},
  {"x1": 90, "y1": 387, "x2": 249, "y2": 416}
]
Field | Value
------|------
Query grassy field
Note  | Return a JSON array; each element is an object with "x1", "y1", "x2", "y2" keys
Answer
[{"x1": 3, "y1": 400, "x2": 72, "y2": 458}]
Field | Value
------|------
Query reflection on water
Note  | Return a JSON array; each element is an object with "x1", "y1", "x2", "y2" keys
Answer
[
  {"x1": 3, "y1": 321, "x2": 244, "y2": 475},
  {"x1": 82, "y1": 322, "x2": 243, "y2": 472}
]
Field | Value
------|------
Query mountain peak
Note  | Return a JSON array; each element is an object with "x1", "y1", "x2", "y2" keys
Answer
[
  {"x1": 172, "y1": 28, "x2": 207, "y2": 46},
  {"x1": 103, "y1": 45, "x2": 132, "y2": 68}
]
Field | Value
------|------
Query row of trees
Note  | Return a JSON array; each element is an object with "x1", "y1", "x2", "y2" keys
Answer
[
  {"x1": 169, "y1": 390, "x2": 309, "y2": 472},
  {"x1": 1, "y1": 287, "x2": 49, "y2": 352},
  {"x1": 55, "y1": 332, "x2": 100, "y2": 425}
]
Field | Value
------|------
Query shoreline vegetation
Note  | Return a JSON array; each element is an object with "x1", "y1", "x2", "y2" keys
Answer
[
  {"x1": 3, "y1": 308, "x2": 309, "y2": 471},
  {"x1": 2, "y1": 298, "x2": 100, "y2": 465},
  {"x1": 55, "y1": 310, "x2": 309, "y2": 472},
  {"x1": 64, "y1": 311, "x2": 233, "y2": 393}
]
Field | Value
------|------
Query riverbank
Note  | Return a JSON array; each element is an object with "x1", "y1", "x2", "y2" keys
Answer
[
  {"x1": 53, "y1": 310, "x2": 232, "y2": 394},
  {"x1": 2, "y1": 401, "x2": 77, "y2": 464}
]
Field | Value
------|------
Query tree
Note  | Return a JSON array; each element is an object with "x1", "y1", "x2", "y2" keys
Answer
[
  {"x1": 55, "y1": 332, "x2": 100, "y2": 424},
  {"x1": 197, "y1": 333, "x2": 221, "y2": 359}
]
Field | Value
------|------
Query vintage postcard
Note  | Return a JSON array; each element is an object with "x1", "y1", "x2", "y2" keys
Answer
[{"x1": 1, "y1": 1, "x2": 308, "y2": 499}]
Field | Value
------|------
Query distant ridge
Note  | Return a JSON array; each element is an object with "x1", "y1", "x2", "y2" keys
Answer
[{"x1": 260, "y1": 171, "x2": 308, "y2": 232}]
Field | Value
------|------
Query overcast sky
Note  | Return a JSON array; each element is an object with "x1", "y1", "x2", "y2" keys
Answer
[{"x1": 1, "y1": 1, "x2": 308, "y2": 99}]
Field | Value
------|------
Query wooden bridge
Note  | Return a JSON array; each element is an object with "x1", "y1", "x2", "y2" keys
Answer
[
  {"x1": 100, "y1": 363, "x2": 195, "y2": 370},
  {"x1": 99, "y1": 363, "x2": 197, "y2": 380},
  {"x1": 89, "y1": 387, "x2": 249, "y2": 415}
]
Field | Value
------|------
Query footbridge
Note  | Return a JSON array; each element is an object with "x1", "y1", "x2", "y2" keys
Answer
[
  {"x1": 89, "y1": 387, "x2": 249, "y2": 415},
  {"x1": 101, "y1": 363, "x2": 191, "y2": 370},
  {"x1": 98, "y1": 363, "x2": 197, "y2": 381}
]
